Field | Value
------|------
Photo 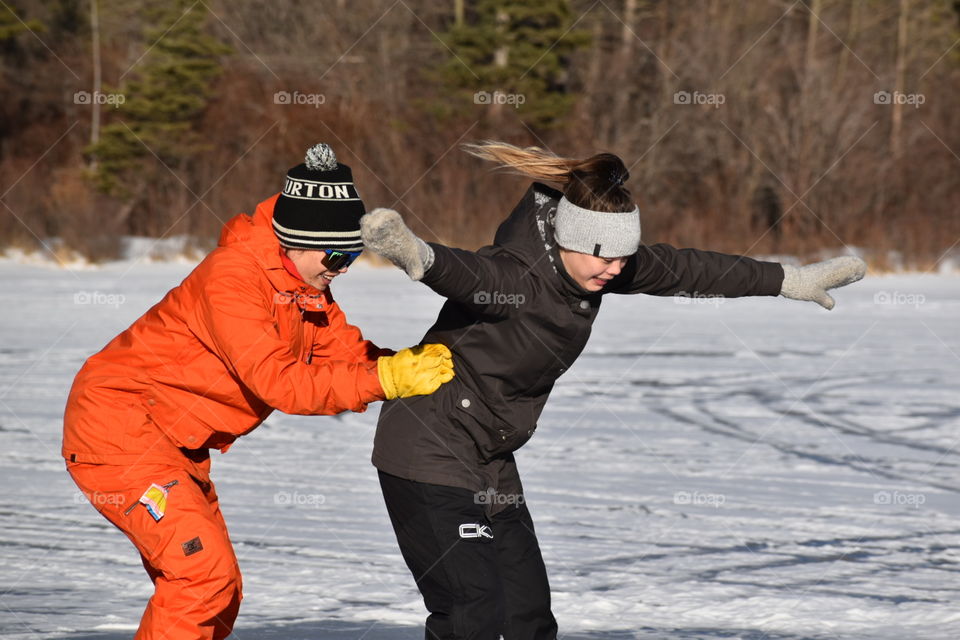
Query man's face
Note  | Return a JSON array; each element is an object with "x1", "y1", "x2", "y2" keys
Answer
[{"x1": 284, "y1": 249, "x2": 349, "y2": 291}]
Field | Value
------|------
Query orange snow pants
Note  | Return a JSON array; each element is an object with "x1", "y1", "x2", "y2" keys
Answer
[{"x1": 67, "y1": 459, "x2": 242, "y2": 640}]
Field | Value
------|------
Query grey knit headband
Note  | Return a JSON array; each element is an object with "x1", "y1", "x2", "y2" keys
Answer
[{"x1": 554, "y1": 196, "x2": 641, "y2": 257}]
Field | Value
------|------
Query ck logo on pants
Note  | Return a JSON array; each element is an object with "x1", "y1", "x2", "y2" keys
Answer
[{"x1": 459, "y1": 523, "x2": 494, "y2": 540}]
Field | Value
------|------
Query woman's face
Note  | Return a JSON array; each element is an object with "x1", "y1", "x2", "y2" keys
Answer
[
  {"x1": 559, "y1": 249, "x2": 628, "y2": 292},
  {"x1": 284, "y1": 249, "x2": 349, "y2": 291}
]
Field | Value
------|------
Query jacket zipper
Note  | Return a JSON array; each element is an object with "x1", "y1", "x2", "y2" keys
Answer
[{"x1": 300, "y1": 303, "x2": 320, "y2": 364}]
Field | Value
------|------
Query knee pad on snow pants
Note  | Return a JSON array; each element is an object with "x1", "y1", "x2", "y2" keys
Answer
[
  {"x1": 68, "y1": 462, "x2": 242, "y2": 640},
  {"x1": 378, "y1": 471, "x2": 558, "y2": 640}
]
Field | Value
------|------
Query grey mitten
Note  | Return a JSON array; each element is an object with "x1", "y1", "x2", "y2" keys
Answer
[
  {"x1": 360, "y1": 208, "x2": 435, "y2": 281},
  {"x1": 779, "y1": 256, "x2": 867, "y2": 310}
]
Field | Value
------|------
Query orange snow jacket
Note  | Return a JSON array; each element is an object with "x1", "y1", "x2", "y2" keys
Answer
[{"x1": 63, "y1": 193, "x2": 388, "y2": 468}]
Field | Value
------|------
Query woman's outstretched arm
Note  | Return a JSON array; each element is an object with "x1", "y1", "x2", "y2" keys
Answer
[
  {"x1": 610, "y1": 244, "x2": 865, "y2": 309},
  {"x1": 360, "y1": 207, "x2": 536, "y2": 317}
]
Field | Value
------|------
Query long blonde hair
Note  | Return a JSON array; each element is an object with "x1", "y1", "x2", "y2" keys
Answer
[{"x1": 462, "y1": 141, "x2": 634, "y2": 213}]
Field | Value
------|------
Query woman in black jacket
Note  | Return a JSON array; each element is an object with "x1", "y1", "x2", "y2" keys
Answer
[{"x1": 360, "y1": 142, "x2": 865, "y2": 640}]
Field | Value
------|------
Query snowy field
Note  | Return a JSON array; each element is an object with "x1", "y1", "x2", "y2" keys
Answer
[{"x1": 0, "y1": 253, "x2": 958, "y2": 639}]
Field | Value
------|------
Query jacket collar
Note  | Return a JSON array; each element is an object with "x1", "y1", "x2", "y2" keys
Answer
[
  {"x1": 493, "y1": 182, "x2": 595, "y2": 301},
  {"x1": 218, "y1": 193, "x2": 329, "y2": 311}
]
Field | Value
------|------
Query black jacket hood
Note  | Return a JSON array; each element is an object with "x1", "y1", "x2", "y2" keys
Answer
[{"x1": 491, "y1": 182, "x2": 595, "y2": 301}]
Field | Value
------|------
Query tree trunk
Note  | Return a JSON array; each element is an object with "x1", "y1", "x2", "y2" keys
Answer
[
  {"x1": 891, "y1": 0, "x2": 909, "y2": 160},
  {"x1": 89, "y1": 0, "x2": 101, "y2": 171},
  {"x1": 583, "y1": 17, "x2": 606, "y2": 140},
  {"x1": 799, "y1": 0, "x2": 824, "y2": 236},
  {"x1": 835, "y1": 0, "x2": 860, "y2": 89},
  {"x1": 491, "y1": 8, "x2": 509, "y2": 123},
  {"x1": 804, "y1": 0, "x2": 822, "y2": 78},
  {"x1": 609, "y1": 0, "x2": 639, "y2": 143}
]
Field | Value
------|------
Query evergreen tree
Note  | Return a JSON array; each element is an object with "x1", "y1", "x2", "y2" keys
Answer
[
  {"x1": 0, "y1": 3, "x2": 43, "y2": 42},
  {"x1": 436, "y1": 0, "x2": 589, "y2": 129},
  {"x1": 0, "y1": 5, "x2": 45, "y2": 160},
  {"x1": 90, "y1": 0, "x2": 230, "y2": 199}
]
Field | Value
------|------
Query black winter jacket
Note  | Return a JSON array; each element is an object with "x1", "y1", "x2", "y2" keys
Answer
[{"x1": 372, "y1": 183, "x2": 784, "y2": 513}]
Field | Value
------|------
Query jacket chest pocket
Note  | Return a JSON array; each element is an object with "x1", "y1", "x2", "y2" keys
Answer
[
  {"x1": 449, "y1": 383, "x2": 526, "y2": 461},
  {"x1": 524, "y1": 320, "x2": 592, "y2": 392},
  {"x1": 273, "y1": 306, "x2": 310, "y2": 363}
]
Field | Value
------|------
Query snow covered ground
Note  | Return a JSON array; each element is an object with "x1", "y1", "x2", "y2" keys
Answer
[{"x1": 0, "y1": 254, "x2": 957, "y2": 639}]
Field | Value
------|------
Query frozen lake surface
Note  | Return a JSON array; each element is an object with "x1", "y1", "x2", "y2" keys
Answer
[{"x1": 0, "y1": 256, "x2": 958, "y2": 639}]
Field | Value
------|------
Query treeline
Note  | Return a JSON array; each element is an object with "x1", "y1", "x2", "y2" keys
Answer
[{"x1": 1, "y1": 0, "x2": 958, "y2": 268}]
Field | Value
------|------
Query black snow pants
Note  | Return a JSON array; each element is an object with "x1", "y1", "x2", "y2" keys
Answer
[{"x1": 378, "y1": 471, "x2": 558, "y2": 640}]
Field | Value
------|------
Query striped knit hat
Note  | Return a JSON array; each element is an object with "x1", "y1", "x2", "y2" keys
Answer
[{"x1": 272, "y1": 143, "x2": 365, "y2": 251}]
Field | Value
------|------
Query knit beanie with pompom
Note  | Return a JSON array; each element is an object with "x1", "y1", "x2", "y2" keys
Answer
[{"x1": 272, "y1": 143, "x2": 365, "y2": 251}]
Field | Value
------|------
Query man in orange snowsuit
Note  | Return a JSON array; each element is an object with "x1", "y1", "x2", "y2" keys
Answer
[{"x1": 63, "y1": 143, "x2": 454, "y2": 640}]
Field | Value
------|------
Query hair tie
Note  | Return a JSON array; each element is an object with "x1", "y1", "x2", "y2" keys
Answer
[{"x1": 610, "y1": 171, "x2": 627, "y2": 186}]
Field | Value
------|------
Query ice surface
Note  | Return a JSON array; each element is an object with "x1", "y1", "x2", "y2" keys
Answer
[{"x1": 0, "y1": 257, "x2": 957, "y2": 639}]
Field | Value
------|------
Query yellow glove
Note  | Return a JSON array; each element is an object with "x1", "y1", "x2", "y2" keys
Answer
[{"x1": 377, "y1": 343, "x2": 455, "y2": 400}]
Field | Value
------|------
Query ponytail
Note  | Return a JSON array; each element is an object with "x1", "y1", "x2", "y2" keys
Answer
[
  {"x1": 462, "y1": 141, "x2": 576, "y2": 184},
  {"x1": 463, "y1": 140, "x2": 634, "y2": 213}
]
